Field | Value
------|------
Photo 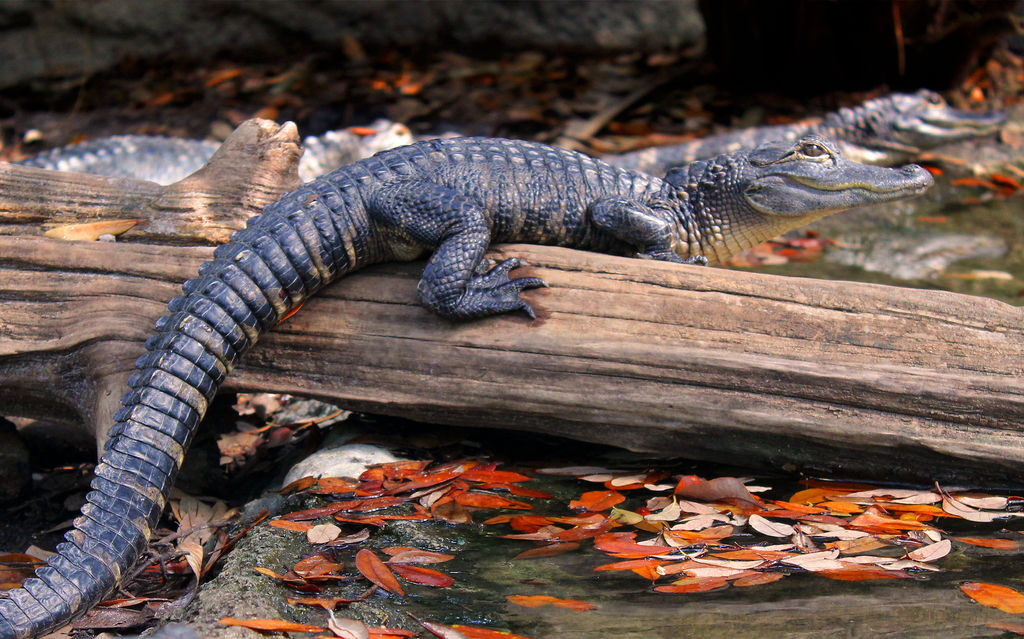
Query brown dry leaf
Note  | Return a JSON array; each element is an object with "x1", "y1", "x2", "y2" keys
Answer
[
  {"x1": 961, "y1": 582, "x2": 1024, "y2": 613},
  {"x1": 307, "y1": 523, "x2": 342, "y2": 544},
  {"x1": 384, "y1": 548, "x2": 456, "y2": 564},
  {"x1": 328, "y1": 612, "x2": 370, "y2": 639},
  {"x1": 179, "y1": 539, "x2": 203, "y2": 580},
  {"x1": 0, "y1": 553, "x2": 44, "y2": 590},
  {"x1": 514, "y1": 542, "x2": 581, "y2": 559},
  {"x1": 355, "y1": 549, "x2": 404, "y2": 597},
  {"x1": 43, "y1": 219, "x2": 140, "y2": 241},
  {"x1": 941, "y1": 494, "x2": 1010, "y2": 522},
  {"x1": 270, "y1": 519, "x2": 314, "y2": 532},
  {"x1": 674, "y1": 476, "x2": 761, "y2": 508}
]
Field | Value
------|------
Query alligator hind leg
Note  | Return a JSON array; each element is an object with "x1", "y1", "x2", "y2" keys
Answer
[
  {"x1": 369, "y1": 181, "x2": 546, "y2": 319},
  {"x1": 589, "y1": 197, "x2": 708, "y2": 265}
]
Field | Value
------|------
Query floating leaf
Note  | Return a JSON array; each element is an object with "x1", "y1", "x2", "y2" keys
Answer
[
  {"x1": 593, "y1": 532, "x2": 675, "y2": 558},
  {"x1": 961, "y1": 582, "x2": 1024, "y2": 613},
  {"x1": 674, "y1": 476, "x2": 760, "y2": 508},
  {"x1": 569, "y1": 490, "x2": 625, "y2": 512},
  {"x1": 906, "y1": 539, "x2": 951, "y2": 562},
  {"x1": 748, "y1": 514, "x2": 795, "y2": 538},
  {"x1": 506, "y1": 595, "x2": 596, "y2": 611},
  {"x1": 454, "y1": 492, "x2": 532, "y2": 510},
  {"x1": 328, "y1": 612, "x2": 370, "y2": 639},
  {"x1": 218, "y1": 617, "x2": 325, "y2": 632},
  {"x1": 390, "y1": 564, "x2": 454, "y2": 588},
  {"x1": 654, "y1": 576, "x2": 729, "y2": 593},
  {"x1": 355, "y1": 549, "x2": 404, "y2": 597}
]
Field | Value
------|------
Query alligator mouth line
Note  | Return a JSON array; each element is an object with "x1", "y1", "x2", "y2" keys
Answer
[{"x1": 785, "y1": 174, "x2": 932, "y2": 194}]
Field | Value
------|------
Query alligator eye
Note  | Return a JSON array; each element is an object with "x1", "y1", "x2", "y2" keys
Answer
[
  {"x1": 926, "y1": 93, "x2": 945, "y2": 106},
  {"x1": 799, "y1": 142, "x2": 827, "y2": 157}
]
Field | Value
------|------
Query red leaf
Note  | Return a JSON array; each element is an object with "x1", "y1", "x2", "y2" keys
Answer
[
  {"x1": 390, "y1": 564, "x2": 455, "y2": 587},
  {"x1": 355, "y1": 549, "x2": 404, "y2": 596},
  {"x1": 674, "y1": 476, "x2": 760, "y2": 508}
]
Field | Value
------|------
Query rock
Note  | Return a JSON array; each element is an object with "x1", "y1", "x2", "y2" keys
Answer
[
  {"x1": 0, "y1": 1, "x2": 703, "y2": 89},
  {"x1": 826, "y1": 231, "x2": 1008, "y2": 281}
]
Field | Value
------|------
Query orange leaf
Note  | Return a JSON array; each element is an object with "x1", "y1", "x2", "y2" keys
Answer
[
  {"x1": 654, "y1": 576, "x2": 730, "y2": 593},
  {"x1": 449, "y1": 625, "x2": 535, "y2": 639},
  {"x1": 961, "y1": 582, "x2": 1024, "y2": 613},
  {"x1": 987, "y1": 621, "x2": 1024, "y2": 636},
  {"x1": 269, "y1": 519, "x2": 314, "y2": 532},
  {"x1": 593, "y1": 532, "x2": 674, "y2": 558},
  {"x1": 355, "y1": 549, "x2": 404, "y2": 596},
  {"x1": 389, "y1": 564, "x2": 454, "y2": 587},
  {"x1": 204, "y1": 68, "x2": 245, "y2": 87},
  {"x1": 954, "y1": 537, "x2": 1020, "y2": 550},
  {"x1": 218, "y1": 617, "x2": 325, "y2": 632},
  {"x1": 569, "y1": 490, "x2": 625, "y2": 511},
  {"x1": 594, "y1": 558, "x2": 670, "y2": 573},
  {"x1": 369, "y1": 627, "x2": 417, "y2": 638},
  {"x1": 505, "y1": 595, "x2": 596, "y2": 611}
]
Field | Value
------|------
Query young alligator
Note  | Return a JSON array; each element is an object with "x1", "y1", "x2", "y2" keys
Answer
[
  {"x1": 15, "y1": 119, "x2": 414, "y2": 184},
  {"x1": 0, "y1": 135, "x2": 933, "y2": 638},
  {"x1": 606, "y1": 90, "x2": 1005, "y2": 175}
]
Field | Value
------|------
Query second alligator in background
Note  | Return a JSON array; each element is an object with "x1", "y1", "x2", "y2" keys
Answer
[
  {"x1": 12, "y1": 91, "x2": 1004, "y2": 186},
  {"x1": 604, "y1": 90, "x2": 1004, "y2": 174}
]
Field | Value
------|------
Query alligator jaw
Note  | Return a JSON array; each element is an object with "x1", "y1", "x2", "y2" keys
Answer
[{"x1": 744, "y1": 160, "x2": 934, "y2": 218}]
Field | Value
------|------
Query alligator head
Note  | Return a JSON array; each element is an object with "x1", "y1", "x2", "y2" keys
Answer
[
  {"x1": 828, "y1": 89, "x2": 1005, "y2": 164},
  {"x1": 664, "y1": 135, "x2": 934, "y2": 263}
]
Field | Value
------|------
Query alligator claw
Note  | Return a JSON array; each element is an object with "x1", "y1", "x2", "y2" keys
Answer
[{"x1": 454, "y1": 258, "x2": 547, "y2": 319}]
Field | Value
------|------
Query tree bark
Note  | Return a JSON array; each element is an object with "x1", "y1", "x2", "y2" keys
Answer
[{"x1": 0, "y1": 121, "x2": 1021, "y2": 484}]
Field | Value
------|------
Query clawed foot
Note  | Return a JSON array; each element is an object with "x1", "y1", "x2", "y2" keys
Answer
[
  {"x1": 457, "y1": 257, "x2": 547, "y2": 319},
  {"x1": 639, "y1": 250, "x2": 709, "y2": 266}
]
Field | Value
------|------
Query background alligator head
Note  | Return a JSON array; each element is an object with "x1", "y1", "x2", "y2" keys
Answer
[
  {"x1": 664, "y1": 135, "x2": 934, "y2": 264},
  {"x1": 827, "y1": 89, "x2": 1006, "y2": 164}
]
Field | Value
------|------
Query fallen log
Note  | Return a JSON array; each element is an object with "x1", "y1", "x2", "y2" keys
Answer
[{"x1": 0, "y1": 121, "x2": 1021, "y2": 484}]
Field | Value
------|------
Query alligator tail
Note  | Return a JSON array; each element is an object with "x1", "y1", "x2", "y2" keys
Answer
[{"x1": 0, "y1": 181, "x2": 365, "y2": 639}]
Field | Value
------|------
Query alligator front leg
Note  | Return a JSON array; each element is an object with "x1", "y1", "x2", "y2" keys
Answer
[
  {"x1": 588, "y1": 197, "x2": 707, "y2": 265},
  {"x1": 370, "y1": 181, "x2": 546, "y2": 319}
]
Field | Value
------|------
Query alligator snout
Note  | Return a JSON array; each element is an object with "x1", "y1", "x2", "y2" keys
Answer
[{"x1": 900, "y1": 164, "x2": 935, "y2": 192}]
